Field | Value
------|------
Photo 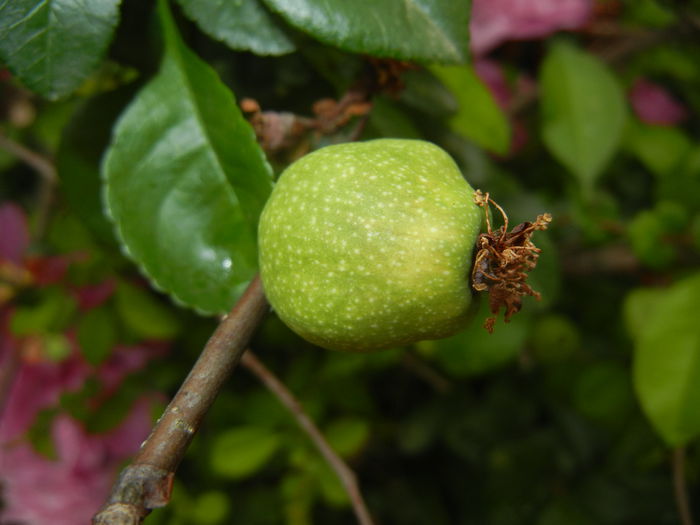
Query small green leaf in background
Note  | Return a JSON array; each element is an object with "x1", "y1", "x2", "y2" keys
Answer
[
  {"x1": 0, "y1": 0, "x2": 121, "y2": 99},
  {"x1": 261, "y1": 0, "x2": 471, "y2": 63},
  {"x1": 103, "y1": 0, "x2": 274, "y2": 314},
  {"x1": 115, "y1": 281, "x2": 180, "y2": 340},
  {"x1": 540, "y1": 41, "x2": 627, "y2": 193},
  {"x1": 189, "y1": 491, "x2": 230, "y2": 524},
  {"x1": 629, "y1": 273, "x2": 700, "y2": 446},
  {"x1": 421, "y1": 298, "x2": 529, "y2": 377},
  {"x1": 623, "y1": 119, "x2": 692, "y2": 178},
  {"x1": 324, "y1": 417, "x2": 370, "y2": 458},
  {"x1": 10, "y1": 288, "x2": 76, "y2": 336},
  {"x1": 176, "y1": 0, "x2": 295, "y2": 56},
  {"x1": 76, "y1": 307, "x2": 118, "y2": 365},
  {"x1": 210, "y1": 426, "x2": 281, "y2": 479},
  {"x1": 42, "y1": 333, "x2": 73, "y2": 361},
  {"x1": 430, "y1": 64, "x2": 510, "y2": 155}
]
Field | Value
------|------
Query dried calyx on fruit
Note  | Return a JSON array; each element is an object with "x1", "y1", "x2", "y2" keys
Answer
[{"x1": 471, "y1": 190, "x2": 552, "y2": 333}]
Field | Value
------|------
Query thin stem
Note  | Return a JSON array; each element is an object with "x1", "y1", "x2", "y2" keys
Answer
[
  {"x1": 0, "y1": 132, "x2": 57, "y2": 238},
  {"x1": 673, "y1": 447, "x2": 695, "y2": 525},
  {"x1": 400, "y1": 351, "x2": 452, "y2": 393},
  {"x1": 240, "y1": 351, "x2": 375, "y2": 525},
  {"x1": 93, "y1": 276, "x2": 269, "y2": 524}
]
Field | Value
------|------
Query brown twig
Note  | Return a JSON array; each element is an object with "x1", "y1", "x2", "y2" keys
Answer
[
  {"x1": 672, "y1": 447, "x2": 695, "y2": 525},
  {"x1": 240, "y1": 351, "x2": 375, "y2": 525},
  {"x1": 0, "y1": 132, "x2": 57, "y2": 238},
  {"x1": 93, "y1": 276, "x2": 269, "y2": 524},
  {"x1": 400, "y1": 351, "x2": 452, "y2": 393}
]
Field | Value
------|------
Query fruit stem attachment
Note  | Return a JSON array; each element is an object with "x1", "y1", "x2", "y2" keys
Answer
[{"x1": 93, "y1": 276, "x2": 269, "y2": 524}]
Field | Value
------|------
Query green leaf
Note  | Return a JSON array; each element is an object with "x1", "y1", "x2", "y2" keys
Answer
[
  {"x1": 114, "y1": 281, "x2": 180, "y2": 340},
  {"x1": 10, "y1": 288, "x2": 77, "y2": 336},
  {"x1": 540, "y1": 41, "x2": 626, "y2": 193},
  {"x1": 430, "y1": 64, "x2": 510, "y2": 154},
  {"x1": 624, "y1": 287, "x2": 665, "y2": 338},
  {"x1": 426, "y1": 298, "x2": 529, "y2": 376},
  {"x1": 0, "y1": 0, "x2": 121, "y2": 100},
  {"x1": 189, "y1": 491, "x2": 230, "y2": 524},
  {"x1": 324, "y1": 417, "x2": 370, "y2": 457},
  {"x1": 76, "y1": 307, "x2": 118, "y2": 365},
  {"x1": 261, "y1": 0, "x2": 471, "y2": 63},
  {"x1": 210, "y1": 426, "x2": 281, "y2": 479},
  {"x1": 623, "y1": 119, "x2": 692, "y2": 178},
  {"x1": 103, "y1": 0, "x2": 274, "y2": 314},
  {"x1": 176, "y1": 0, "x2": 295, "y2": 56},
  {"x1": 632, "y1": 273, "x2": 700, "y2": 446}
]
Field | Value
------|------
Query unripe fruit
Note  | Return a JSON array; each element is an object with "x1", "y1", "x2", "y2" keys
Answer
[{"x1": 258, "y1": 139, "x2": 481, "y2": 351}]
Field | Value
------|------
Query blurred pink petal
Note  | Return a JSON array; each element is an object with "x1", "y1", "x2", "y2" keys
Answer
[
  {"x1": 471, "y1": 0, "x2": 592, "y2": 56},
  {"x1": 475, "y1": 59, "x2": 511, "y2": 109},
  {"x1": 98, "y1": 343, "x2": 168, "y2": 393},
  {"x1": 73, "y1": 279, "x2": 116, "y2": 311},
  {"x1": 25, "y1": 255, "x2": 76, "y2": 286},
  {"x1": 0, "y1": 347, "x2": 89, "y2": 441},
  {"x1": 629, "y1": 79, "x2": 687, "y2": 126},
  {"x1": 474, "y1": 59, "x2": 533, "y2": 155},
  {"x1": 0, "y1": 202, "x2": 30, "y2": 264},
  {"x1": 0, "y1": 399, "x2": 153, "y2": 525}
]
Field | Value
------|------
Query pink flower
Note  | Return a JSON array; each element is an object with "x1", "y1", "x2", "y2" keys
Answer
[
  {"x1": 0, "y1": 398, "x2": 153, "y2": 525},
  {"x1": 470, "y1": 0, "x2": 592, "y2": 56},
  {"x1": 73, "y1": 280, "x2": 116, "y2": 311},
  {"x1": 474, "y1": 59, "x2": 534, "y2": 154},
  {"x1": 629, "y1": 79, "x2": 687, "y2": 126}
]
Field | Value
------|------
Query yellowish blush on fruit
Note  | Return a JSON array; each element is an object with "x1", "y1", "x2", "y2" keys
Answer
[{"x1": 258, "y1": 139, "x2": 482, "y2": 351}]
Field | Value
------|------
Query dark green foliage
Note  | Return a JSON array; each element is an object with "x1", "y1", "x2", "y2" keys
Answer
[{"x1": 1, "y1": 0, "x2": 699, "y2": 524}]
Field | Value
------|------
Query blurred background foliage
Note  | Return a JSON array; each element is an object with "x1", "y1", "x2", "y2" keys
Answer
[{"x1": 1, "y1": 0, "x2": 699, "y2": 524}]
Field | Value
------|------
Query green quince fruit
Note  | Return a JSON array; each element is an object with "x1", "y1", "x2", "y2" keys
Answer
[{"x1": 258, "y1": 139, "x2": 481, "y2": 351}]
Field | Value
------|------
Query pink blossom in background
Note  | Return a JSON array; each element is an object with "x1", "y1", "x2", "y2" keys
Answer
[
  {"x1": 474, "y1": 59, "x2": 512, "y2": 110},
  {"x1": 474, "y1": 59, "x2": 533, "y2": 154},
  {"x1": 0, "y1": 202, "x2": 29, "y2": 265},
  {"x1": 98, "y1": 342, "x2": 168, "y2": 394},
  {"x1": 470, "y1": 0, "x2": 592, "y2": 56},
  {"x1": 629, "y1": 78, "x2": 687, "y2": 126},
  {"x1": 73, "y1": 279, "x2": 116, "y2": 311},
  {"x1": 0, "y1": 399, "x2": 153, "y2": 525}
]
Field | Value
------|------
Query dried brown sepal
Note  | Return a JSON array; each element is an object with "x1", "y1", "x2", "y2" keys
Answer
[{"x1": 471, "y1": 189, "x2": 552, "y2": 333}]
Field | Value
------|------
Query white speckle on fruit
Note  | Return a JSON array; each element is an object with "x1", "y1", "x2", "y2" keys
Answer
[{"x1": 259, "y1": 139, "x2": 481, "y2": 352}]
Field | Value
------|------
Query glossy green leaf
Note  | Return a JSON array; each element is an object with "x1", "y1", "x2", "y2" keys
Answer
[
  {"x1": 103, "y1": 0, "x2": 273, "y2": 314},
  {"x1": 261, "y1": 0, "x2": 471, "y2": 63},
  {"x1": 76, "y1": 307, "x2": 118, "y2": 365},
  {"x1": 632, "y1": 273, "x2": 700, "y2": 446},
  {"x1": 431, "y1": 64, "x2": 510, "y2": 154},
  {"x1": 176, "y1": 0, "x2": 295, "y2": 56},
  {"x1": 114, "y1": 281, "x2": 180, "y2": 340},
  {"x1": 210, "y1": 426, "x2": 281, "y2": 479},
  {"x1": 0, "y1": 0, "x2": 121, "y2": 100},
  {"x1": 540, "y1": 41, "x2": 626, "y2": 192}
]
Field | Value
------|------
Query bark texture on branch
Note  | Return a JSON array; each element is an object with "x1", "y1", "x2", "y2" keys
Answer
[{"x1": 93, "y1": 275, "x2": 269, "y2": 524}]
